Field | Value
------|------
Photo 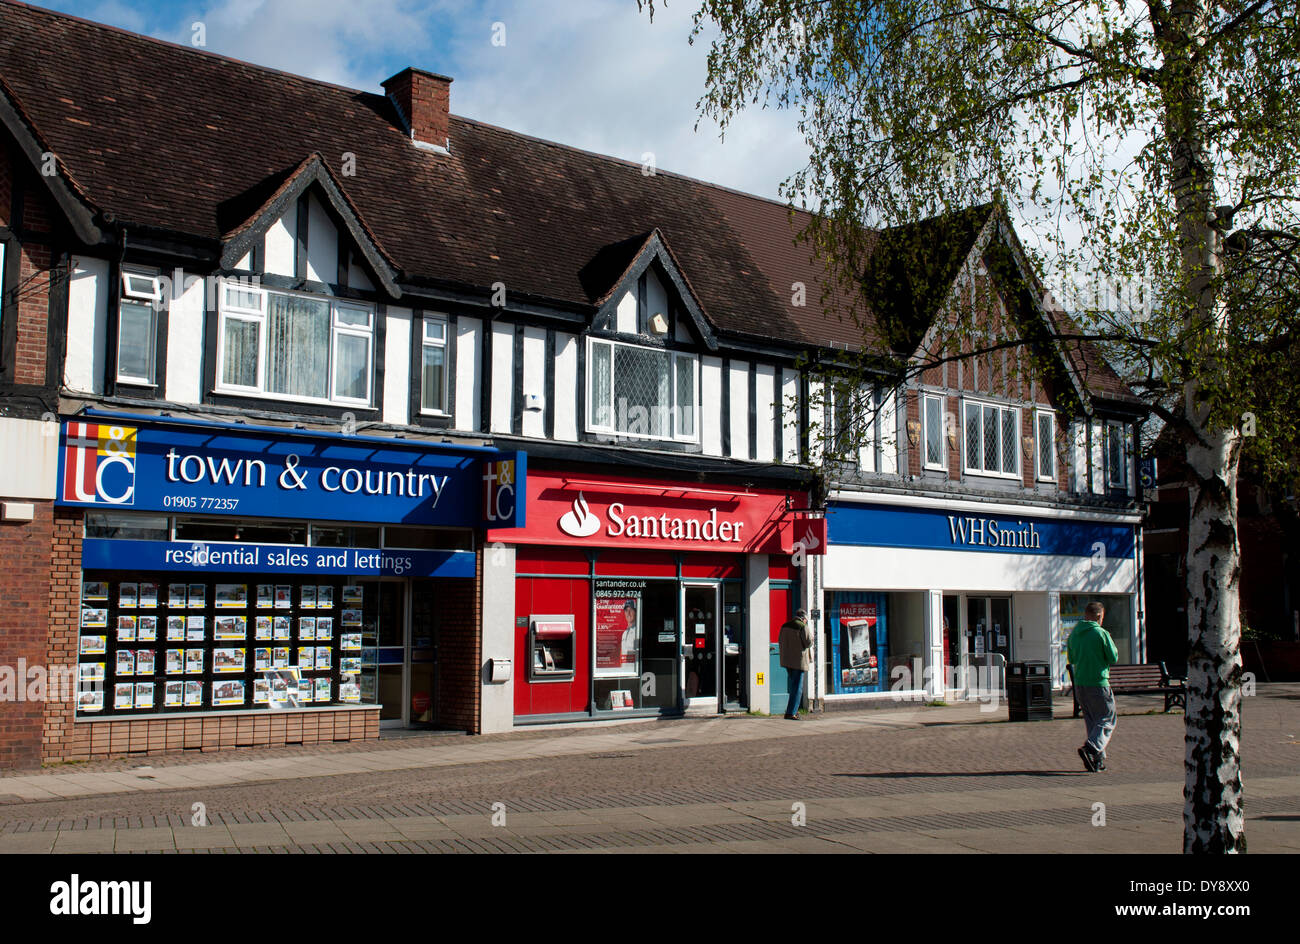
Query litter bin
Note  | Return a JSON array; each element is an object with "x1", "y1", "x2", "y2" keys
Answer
[{"x1": 1007, "y1": 661, "x2": 1053, "y2": 721}]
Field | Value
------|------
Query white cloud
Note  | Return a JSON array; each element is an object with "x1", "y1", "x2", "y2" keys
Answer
[
  {"x1": 136, "y1": 0, "x2": 440, "y2": 89},
  {"x1": 443, "y1": 0, "x2": 808, "y2": 203}
]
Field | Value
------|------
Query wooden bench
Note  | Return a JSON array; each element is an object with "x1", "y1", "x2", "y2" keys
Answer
[{"x1": 1068, "y1": 663, "x2": 1186, "y2": 716}]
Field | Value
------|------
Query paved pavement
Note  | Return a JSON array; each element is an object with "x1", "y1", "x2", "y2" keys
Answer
[{"x1": 1, "y1": 685, "x2": 1296, "y2": 853}]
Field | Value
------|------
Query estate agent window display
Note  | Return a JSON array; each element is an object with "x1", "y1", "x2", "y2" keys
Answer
[{"x1": 76, "y1": 575, "x2": 367, "y2": 715}]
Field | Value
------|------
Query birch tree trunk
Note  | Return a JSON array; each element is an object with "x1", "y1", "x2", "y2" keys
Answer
[{"x1": 1156, "y1": 0, "x2": 1247, "y2": 853}]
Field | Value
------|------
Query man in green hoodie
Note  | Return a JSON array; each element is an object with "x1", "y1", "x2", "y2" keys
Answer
[{"x1": 1066, "y1": 602, "x2": 1119, "y2": 772}]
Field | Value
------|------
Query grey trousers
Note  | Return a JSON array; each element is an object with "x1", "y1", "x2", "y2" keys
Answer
[{"x1": 1077, "y1": 685, "x2": 1117, "y2": 756}]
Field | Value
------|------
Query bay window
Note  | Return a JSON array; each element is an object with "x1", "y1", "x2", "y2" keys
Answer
[
  {"x1": 587, "y1": 337, "x2": 698, "y2": 441},
  {"x1": 963, "y1": 398, "x2": 1021, "y2": 478},
  {"x1": 117, "y1": 271, "x2": 162, "y2": 385},
  {"x1": 217, "y1": 284, "x2": 373, "y2": 406}
]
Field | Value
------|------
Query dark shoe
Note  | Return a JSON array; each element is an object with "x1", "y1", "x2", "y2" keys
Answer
[
  {"x1": 785, "y1": 714, "x2": 801, "y2": 720},
  {"x1": 1095, "y1": 753, "x2": 1107, "y2": 771},
  {"x1": 1078, "y1": 746, "x2": 1098, "y2": 772}
]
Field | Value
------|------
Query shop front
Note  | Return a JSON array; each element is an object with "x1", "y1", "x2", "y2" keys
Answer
[
  {"x1": 52, "y1": 413, "x2": 523, "y2": 757},
  {"x1": 823, "y1": 495, "x2": 1141, "y2": 702},
  {"x1": 485, "y1": 469, "x2": 809, "y2": 726}
]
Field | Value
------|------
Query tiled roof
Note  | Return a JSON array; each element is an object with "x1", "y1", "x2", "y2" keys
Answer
[{"x1": 0, "y1": 0, "x2": 1134, "y2": 400}]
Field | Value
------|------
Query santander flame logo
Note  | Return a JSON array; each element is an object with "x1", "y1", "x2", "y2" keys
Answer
[{"x1": 558, "y1": 491, "x2": 601, "y2": 538}]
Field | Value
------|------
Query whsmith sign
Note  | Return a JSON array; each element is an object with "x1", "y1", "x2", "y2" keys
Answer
[
  {"x1": 827, "y1": 502, "x2": 1136, "y2": 559},
  {"x1": 56, "y1": 420, "x2": 525, "y2": 529}
]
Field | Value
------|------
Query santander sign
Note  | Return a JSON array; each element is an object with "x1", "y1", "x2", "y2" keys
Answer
[
  {"x1": 558, "y1": 491, "x2": 747, "y2": 543},
  {"x1": 490, "y1": 471, "x2": 801, "y2": 555}
]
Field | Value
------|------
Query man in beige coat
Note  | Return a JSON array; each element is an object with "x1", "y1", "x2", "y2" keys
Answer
[{"x1": 778, "y1": 609, "x2": 813, "y2": 720}]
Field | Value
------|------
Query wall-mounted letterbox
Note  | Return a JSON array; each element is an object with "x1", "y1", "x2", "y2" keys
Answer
[{"x1": 529, "y1": 614, "x2": 575, "y2": 681}]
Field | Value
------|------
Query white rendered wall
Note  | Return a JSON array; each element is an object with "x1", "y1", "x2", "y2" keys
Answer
[
  {"x1": 782, "y1": 369, "x2": 800, "y2": 463},
  {"x1": 615, "y1": 289, "x2": 636, "y2": 333},
  {"x1": 553, "y1": 332, "x2": 578, "y2": 441},
  {"x1": 645, "y1": 269, "x2": 668, "y2": 324},
  {"x1": 164, "y1": 269, "x2": 206, "y2": 404},
  {"x1": 454, "y1": 317, "x2": 482, "y2": 432},
  {"x1": 489, "y1": 321, "x2": 514, "y2": 434},
  {"x1": 521, "y1": 326, "x2": 546, "y2": 438},
  {"x1": 305, "y1": 193, "x2": 338, "y2": 284},
  {"x1": 754, "y1": 364, "x2": 776, "y2": 462},
  {"x1": 264, "y1": 202, "x2": 296, "y2": 276},
  {"x1": 728, "y1": 360, "x2": 749, "y2": 459},
  {"x1": 383, "y1": 306, "x2": 411, "y2": 426},
  {"x1": 64, "y1": 257, "x2": 109, "y2": 395},
  {"x1": 701, "y1": 356, "x2": 723, "y2": 456}
]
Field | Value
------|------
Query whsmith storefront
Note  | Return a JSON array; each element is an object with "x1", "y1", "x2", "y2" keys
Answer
[
  {"x1": 821, "y1": 494, "x2": 1142, "y2": 704},
  {"x1": 49, "y1": 411, "x2": 523, "y2": 759},
  {"x1": 482, "y1": 468, "x2": 816, "y2": 729}
]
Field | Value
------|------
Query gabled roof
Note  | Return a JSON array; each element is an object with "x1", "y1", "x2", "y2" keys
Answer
[
  {"x1": 217, "y1": 152, "x2": 401, "y2": 298},
  {"x1": 590, "y1": 228, "x2": 717, "y2": 351},
  {"x1": 0, "y1": 0, "x2": 1133, "y2": 404},
  {"x1": 0, "y1": 74, "x2": 101, "y2": 243}
]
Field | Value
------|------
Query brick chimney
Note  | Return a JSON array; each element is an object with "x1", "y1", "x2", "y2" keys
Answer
[{"x1": 382, "y1": 68, "x2": 453, "y2": 154}]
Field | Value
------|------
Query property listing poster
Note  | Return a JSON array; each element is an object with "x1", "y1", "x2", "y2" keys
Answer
[
  {"x1": 594, "y1": 580, "x2": 642, "y2": 678},
  {"x1": 839, "y1": 602, "x2": 879, "y2": 687}
]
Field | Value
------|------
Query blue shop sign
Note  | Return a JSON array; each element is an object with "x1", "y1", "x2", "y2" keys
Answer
[
  {"x1": 828, "y1": 502, "x2": 1135, "y2": 559},
  {"x1": 81, "y1": 538, "x2": 475, "y2": 579},
  {"x1": 56, "y1": 419, "x2": 525, "y2": 529}
]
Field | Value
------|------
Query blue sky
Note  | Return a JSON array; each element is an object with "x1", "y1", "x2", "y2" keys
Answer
[{"x1": 33, "y1": 0, "x2": 810, "y2": 203}]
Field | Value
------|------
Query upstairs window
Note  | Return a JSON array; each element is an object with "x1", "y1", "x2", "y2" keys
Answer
[
  {"x1": 1104, "y1": 421, "x2": 1130, "y2": 492},
  {"x1": 922, "y1": 393, "x2": 946, "y2": 470},
  {"x1": 828, "y1": 381, "x2": 861, "y2": 458},
  {"x1": 420, "y1": 316, "x2": 448, "y2": 414},
  {"x1": 117, "y1": 271, "x2": 163, "y2": 386},
  {"x1": 1035, "y1": 409, "x2": 1057, "y2": 481},
  {"x1": 217, "y1": 284, "x2": 374, "y2": 406},
  {"x1": 587, "y1": 337, "x2": 698, "y2": 442},
  {"x1": 963, "y1": 398, "x2": 1020, "y2": 478}
]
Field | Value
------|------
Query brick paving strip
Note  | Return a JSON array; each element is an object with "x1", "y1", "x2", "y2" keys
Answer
[
  {"x1": 1, "y1": 690, "x2": 1296, "y2": 853},
  {"x1": 1, "y1": 779, "x2": 1296, "y2": 854},
  {"x1": 0, "y1": 704, "x2": 974, "y2": 804}
]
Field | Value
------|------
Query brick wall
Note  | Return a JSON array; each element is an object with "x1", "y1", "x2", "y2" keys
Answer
[
  {"x1": 0, "y1": 501, "x2": 54, "y2": 770},
  {"x1": 13, "y1": 239, "x2": 51, "y2": 384},
  {"x1": 41, "y1": 508, "x2": 81, "y2": 763},
  {"x1": 2, "y1": 142, "x2": 59, "y2": 388},
  {"x1": 58, "y1": 708, "x2": 381, "y2": 761},
  {"x1": 435, "y1": 559, "x2": 482, "y2": 733}
]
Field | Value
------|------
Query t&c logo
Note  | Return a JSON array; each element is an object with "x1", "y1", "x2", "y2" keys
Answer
[
  {"x1": 61, "y1": 422, "x2": 137, "y2": 505},
  {"x1": 482, "y1": 457, "x2": 517, "y2": 524}
]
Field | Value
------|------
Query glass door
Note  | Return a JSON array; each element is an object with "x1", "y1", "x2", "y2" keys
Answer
[
  {"x1": 942, "y1": 594, "x2": 961, "y2": 682},
  {"x1": 683, "y1": 583, "x2": 719, "y2": 708},
  {"x1": 722, "y1": 581, "x2": 745, "y2": 710},
  {"x1": 965, "y1": 595, "x2": 1012, "y2": 693},
  {"x1": 408, "y1": 579, "x2": 438, "y2": 727},
  {"x1": 357, "y1": 579, "x2": 408, "y2": 725}
]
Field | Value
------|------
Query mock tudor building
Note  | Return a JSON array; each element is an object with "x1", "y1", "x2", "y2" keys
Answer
[{"x1": 0, "y1": 0, "x2": 1143, "y2": 766}]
